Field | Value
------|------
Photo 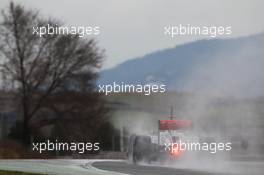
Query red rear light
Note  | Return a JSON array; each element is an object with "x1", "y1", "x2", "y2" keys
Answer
[{"x1": 170, "y1": 144, "x2": 181, "y2": 156}]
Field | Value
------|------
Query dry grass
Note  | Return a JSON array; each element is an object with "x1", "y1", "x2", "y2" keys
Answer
[
  {"x1": 0, "y1": 170, "x2": 41, "y2": 175},
  {"x1": 0, "y1": 140, "x2": 52, "y2": 159}
]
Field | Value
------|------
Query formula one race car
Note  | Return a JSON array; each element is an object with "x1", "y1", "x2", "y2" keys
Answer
[{"x1": 128, "y1": 119, "x2": 193, "y2": 164}]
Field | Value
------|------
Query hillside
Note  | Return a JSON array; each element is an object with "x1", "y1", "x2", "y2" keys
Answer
[{"x1": 99, "y1": 33, "x2": 264, "y2": 97}]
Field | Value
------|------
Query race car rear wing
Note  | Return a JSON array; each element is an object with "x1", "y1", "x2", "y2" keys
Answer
[
  {"x1": 159, "y1": 120, "x2": 192, "y2": 130},
  {"x1": 158, "y1": 119, "x2": 192, "y2": 145}
]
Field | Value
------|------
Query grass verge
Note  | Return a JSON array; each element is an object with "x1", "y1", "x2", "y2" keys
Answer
[{"x1": 0, "y1": 170, "x2": 41, "y2": 175}]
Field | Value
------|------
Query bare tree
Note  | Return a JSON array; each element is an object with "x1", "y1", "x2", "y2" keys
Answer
[{"x1": 0, "y1": 2, "x2": 104, "y2": 145}]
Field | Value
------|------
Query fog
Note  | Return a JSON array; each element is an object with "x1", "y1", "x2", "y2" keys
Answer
[
  {"x1": 165, "y1": 40, "x2": 264, "y2": 173},
  {"x1": 109, "y1": 38, "x2": 264, "y2": 174}
]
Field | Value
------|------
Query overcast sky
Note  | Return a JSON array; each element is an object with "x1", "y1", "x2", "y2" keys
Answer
[{"x1": 1, "y1": 0, "x2": 264, "y2": 69}]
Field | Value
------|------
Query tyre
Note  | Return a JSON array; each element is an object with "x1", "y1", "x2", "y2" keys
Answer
[{"x1": 132, "y1": 135, "x2": 151, "y2": 164}]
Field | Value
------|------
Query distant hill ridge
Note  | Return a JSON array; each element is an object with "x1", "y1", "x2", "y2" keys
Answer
[{"x1": 98, "y1": 33, "x2": 264, "y2": 97}]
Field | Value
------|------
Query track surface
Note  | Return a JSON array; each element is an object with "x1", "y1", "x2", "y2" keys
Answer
[{"x1": 92, "y1": 161, "x2": 220, "y2": 175}]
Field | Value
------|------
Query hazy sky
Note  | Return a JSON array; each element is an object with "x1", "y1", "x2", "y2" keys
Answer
[{"x1": 1, "y1": 0, "x2": 264, "y2": 69}]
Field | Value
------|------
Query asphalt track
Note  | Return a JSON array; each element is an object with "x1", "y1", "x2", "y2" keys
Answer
[
  {"x1": 0, "y1": 159, "x2": 263, "y2": 175},
  {"x1": 92, "y1": 161, "x2": 222, "y2": 175}
]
